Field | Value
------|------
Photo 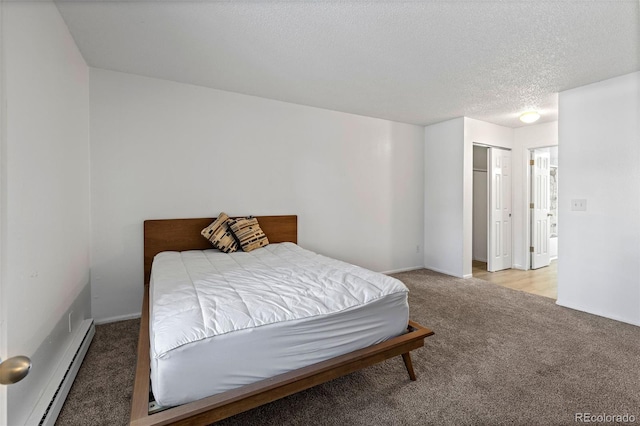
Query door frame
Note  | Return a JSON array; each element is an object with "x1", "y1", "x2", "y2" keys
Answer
[
  {"x1": 472, "y1": 143, "x2": 513, "y2": 273},
  {"x1": 524, "y1": 145, "x2": 557, "y2": 270},
  {"x1": 530, "y1": 148, "x2": 552, "y2": 269}
]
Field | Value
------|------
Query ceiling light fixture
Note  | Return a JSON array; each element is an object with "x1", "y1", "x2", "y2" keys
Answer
[{"x1": 519, "y1": 111, "x2": 540, "y2": 124}]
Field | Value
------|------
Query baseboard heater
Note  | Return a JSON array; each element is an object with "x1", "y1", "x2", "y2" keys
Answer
[{"x1": 26, "y1": 319, "x2": 95, "y2": 426}]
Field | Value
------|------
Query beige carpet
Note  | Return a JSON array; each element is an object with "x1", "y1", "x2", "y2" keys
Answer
[{"x1": 56, "y1": 269, "x2": 640, "y2": 425}]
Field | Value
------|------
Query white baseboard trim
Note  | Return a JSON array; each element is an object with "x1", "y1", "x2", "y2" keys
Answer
[
  {"x1": 26, "y1": 319, "x2": 95, "y2": 426},
  {"x1": 424, "y1": 266, "x2": 464, "y2": 278},
  {"x1": 555, "y1": 300, "x2": 640, "y2": 327},
  {"x1": 381, "y1": 266, "x2": 424, "y2": 275},
  {"x1": 462, "y1": 273, "x2": 473, "y2": 279},
  {"x1": 94, "y1": 312, "x2": 141, "y2": 325}
]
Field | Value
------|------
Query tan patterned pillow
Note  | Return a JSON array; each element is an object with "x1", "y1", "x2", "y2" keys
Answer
[
  {"x1": 227, "y1": 217, "x2": 269, "y2": 252},
  {"x1": 201, "y1": 212, "x2": 239, "y2": 253}
]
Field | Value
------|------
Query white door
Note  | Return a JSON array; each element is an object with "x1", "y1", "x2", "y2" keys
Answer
[
  {"x1": 0, "y1": 3, "x2": 31, "y2": 420},
  {"x1": 531, "y1": 149, "x2": 552, "y2": 269},
  {"x1": 1, "y1": 2, "x2": 7, "y2": 421},
  {"x1": 487, "y1": 147, "x2": 512, "y2": 272}
]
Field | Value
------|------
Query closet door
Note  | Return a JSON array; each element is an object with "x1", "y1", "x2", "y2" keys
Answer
[{"x1": 488, "y1": 147, "x2": 512, "y2": 272}]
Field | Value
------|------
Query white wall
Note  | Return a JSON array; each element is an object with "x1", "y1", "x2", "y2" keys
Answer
[
  {"x1": 424, "y1": 118, "x2": 465, "y2": 277},
  {"x1": 90, "y1": 69, "x2": 425, "y2": 322},
  {"x1": 464, "y1": 117, "x2": 514, "y2": 148},
  {"x1": 557, "y1": 72, "x2": 640, "y2": 326},
  {"x1": 1, "y1": 2, "x2": 90, "y2": 424},
  {"x1": 424, "y1": 117, "x2": 513, "y2": 278},
  {"x1": 513, "y1": 121, "x2": 558, "y2": 269}
]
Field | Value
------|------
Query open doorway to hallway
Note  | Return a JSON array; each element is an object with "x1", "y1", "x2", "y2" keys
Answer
[
  {"x1": 472, "y1": 145, "x2": 558, "y2": 299},
  {"x1": 530, "y1": 146, "x2": 559, "y2": 269}
]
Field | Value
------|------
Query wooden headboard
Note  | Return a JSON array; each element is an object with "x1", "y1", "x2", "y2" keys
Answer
[{"x1": 143, "y1": 215, "x2": 298, "y2": 285}]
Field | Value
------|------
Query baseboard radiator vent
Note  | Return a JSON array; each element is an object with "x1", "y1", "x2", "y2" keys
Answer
[{"x1": 26, "y1": 319, "x2": 95, "y2": 426}]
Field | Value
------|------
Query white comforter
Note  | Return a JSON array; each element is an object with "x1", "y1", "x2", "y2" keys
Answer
[{"x1": 150, "y1": 242, "x2": 409, "y2": 359}]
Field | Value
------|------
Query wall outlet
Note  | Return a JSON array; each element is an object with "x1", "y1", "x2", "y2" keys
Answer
[
  {"x1": 571, "y1": 199, "x2": 587, "y2": 211},
  {"x1": 416, "y1": 245, "x2": 420, "y2": 253},
  {"x1": 68, "y1": 311, "x2": 73, "y2": 333}
]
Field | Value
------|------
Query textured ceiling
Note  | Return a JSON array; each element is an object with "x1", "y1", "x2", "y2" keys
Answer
[{"x1": 55, "y1": 1, "x2": 639, "y2": 128}]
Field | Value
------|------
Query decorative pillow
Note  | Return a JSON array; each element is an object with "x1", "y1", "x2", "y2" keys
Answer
[
  {"x1": 227, "y1": 217, "x2": 269, "y2": 252},
  {"x1": 201, "y1": 212, "x2": 239, "y2": 253}
]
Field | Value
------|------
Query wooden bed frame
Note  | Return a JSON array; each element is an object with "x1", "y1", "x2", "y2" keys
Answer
[{"x1": 131, "y1": 215, "x2": 433, "y2": 426}]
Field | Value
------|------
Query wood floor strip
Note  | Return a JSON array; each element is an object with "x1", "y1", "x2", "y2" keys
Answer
[{"x1": 471, "y1": 260, "x2": 557, "y2": 299}]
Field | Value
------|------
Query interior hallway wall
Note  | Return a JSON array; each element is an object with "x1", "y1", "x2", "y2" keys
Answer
[
  {"x1": 513, "y1": 121, "x2": 558, "y2": 270},
  {"x1": 424, "y1": 117, "x2": 513, "y2": 278},
  {"x1": 426, "y1": 117, "x2": 560, "y2": 277},
  {"x1": 424, "y1": 118, "x2": 465, "y2": 277}
]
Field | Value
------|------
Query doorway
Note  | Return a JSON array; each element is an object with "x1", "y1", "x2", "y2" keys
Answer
[
  {"x1": 529, "y1": 146, "x2": 558, "y2": 269},
  {"x1": 472, "y1": 143, "x2": 558, "y2": 300},
  {"x1": 472, "y1": 144, "x2": 513, "y2": 273}
]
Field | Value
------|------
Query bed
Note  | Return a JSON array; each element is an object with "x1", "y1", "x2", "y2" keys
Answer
[{"x1": 130, "y1": 215, "x2": 433, "y2": 426}]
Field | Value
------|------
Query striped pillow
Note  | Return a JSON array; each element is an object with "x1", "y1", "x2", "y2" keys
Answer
[
  {"x1": 227, "y1": 217, "x2": 269, "y2": 252},
  {"x1": 201, "y1": 212, "x2": 239, "y2": 253}
]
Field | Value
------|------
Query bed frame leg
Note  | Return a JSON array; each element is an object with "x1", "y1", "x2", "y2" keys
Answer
[{"x1": 402, "y1": 352, "x2": 416, "y2": 381}]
